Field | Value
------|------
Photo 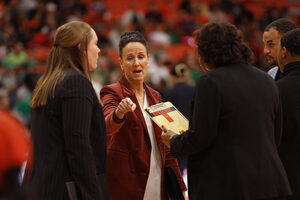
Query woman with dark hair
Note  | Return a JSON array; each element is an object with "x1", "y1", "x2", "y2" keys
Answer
[
  {"x1": 100, "y1": 31, "x2": 186, "y2": 200},
  {"x1": 161, "y1": 22, "x2": 291, "y2": 200},
  {"x1": 27, "y1": 21, "x2": 111, "y2": 200}
]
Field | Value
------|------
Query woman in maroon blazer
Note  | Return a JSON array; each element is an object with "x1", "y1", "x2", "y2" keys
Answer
[{"x1": 100, "y1": 31, "x2": 186, "y2": 200}]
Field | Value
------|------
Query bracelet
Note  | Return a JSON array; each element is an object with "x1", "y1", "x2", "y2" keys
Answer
[{"x1": 113, "y1": 109, "x2": 126, "y2": 123}]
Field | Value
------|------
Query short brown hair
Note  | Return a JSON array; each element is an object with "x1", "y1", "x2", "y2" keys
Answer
[
  {"x1": 264, "y1": 18, "x2": 297, "y2": 35},
  {"x1": 195, "y1": 22, "x2": 253, "y2": 68},
  {"x1": 119, "y1": 31, "x2": 149, "y2": 58}
]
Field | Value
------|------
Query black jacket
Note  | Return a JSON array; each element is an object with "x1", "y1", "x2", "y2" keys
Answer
[
  {"x1": 277, "y1": 61, "x2": 300, "y2": 200},
  {"x1": 28, "y1": 70, "x2": 111, "y2": 200},
  {"x1": 162, "y1": 82, "x2": 195, "y2": 119},
  {"x1": 170, "y1": 62, "x2": 291, "y2": 200}
]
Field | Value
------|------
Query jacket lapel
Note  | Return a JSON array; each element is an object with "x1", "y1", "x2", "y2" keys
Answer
[
  {"x1": 119, "y1": 76, "x2": 149, "y2": 137},
  {"x1": 119, "y1": 76, "x2": 165, "y2": 161}
]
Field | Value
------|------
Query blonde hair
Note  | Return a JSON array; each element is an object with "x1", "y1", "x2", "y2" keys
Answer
[{"x1": 31, "y1": 21, "x2": 93, "y2": 108}]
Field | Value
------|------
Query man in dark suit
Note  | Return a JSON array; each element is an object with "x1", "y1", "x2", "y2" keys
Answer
[
  {"x1": 277, "y1": 28, "x2": 300, "y2": 200},
  {"x1": 262, "y1": 18, "x2": 297, "y2": 80},
  {"x1": 161, "y1": 22, "x2": 291, "y2": 200}
]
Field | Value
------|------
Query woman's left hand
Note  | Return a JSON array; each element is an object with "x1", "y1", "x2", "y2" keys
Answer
[{"x1": 161, "y1": 125, "x2": 178, "y2": 148}]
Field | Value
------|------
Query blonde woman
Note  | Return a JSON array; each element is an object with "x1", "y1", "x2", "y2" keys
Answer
[{"x1": 27, "y1": 21, "x2": 111, "y2": 200}]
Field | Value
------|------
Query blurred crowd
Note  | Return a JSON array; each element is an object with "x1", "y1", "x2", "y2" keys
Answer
[{"x1": 0, "y1": 0, "x2": 300, "y2": 129}]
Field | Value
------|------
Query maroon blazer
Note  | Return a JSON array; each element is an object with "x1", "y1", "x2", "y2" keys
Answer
[{"x1": 100, "y1": 75, "x2": 186, "y2": 200}]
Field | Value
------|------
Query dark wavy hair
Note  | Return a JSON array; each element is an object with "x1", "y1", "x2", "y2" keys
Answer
[
  {"x1": 119, "y1": 31, "x2": 149, "y2": 58},
  {"x1": 195, "y1": 22, "x2": 253, "y2": 68}
]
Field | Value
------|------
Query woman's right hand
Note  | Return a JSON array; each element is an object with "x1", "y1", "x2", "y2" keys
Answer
[{"x1": 115, "y1": 97, "x2": 136, "y2": 120}]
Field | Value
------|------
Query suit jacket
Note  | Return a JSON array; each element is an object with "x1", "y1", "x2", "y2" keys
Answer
[
  {"x1": 277, "y1": 61, "x2": 300, "y2": 200},
  {"x1": 100, "y1": 75, "x2": 186, "y2": 200},
  {"x1": 170, "y1": 62, "x2": 291, "y2": 200},
  {"x1": 28, "y1": 70, "x2": 111, "y2": 200}
]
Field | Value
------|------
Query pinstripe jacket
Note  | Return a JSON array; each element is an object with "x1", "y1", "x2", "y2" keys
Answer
[{"x1": 28, "y1": 70, "x2": 111, "y2": 200}]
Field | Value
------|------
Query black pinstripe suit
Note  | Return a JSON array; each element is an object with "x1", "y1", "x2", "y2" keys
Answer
[{"x1": 28, "y1": 70, "x2": 111, "y2": 200}]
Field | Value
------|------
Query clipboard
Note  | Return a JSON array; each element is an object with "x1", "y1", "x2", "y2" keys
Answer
[{"x1": 145, "y1": 101, "x2": 189, "y2": 134}]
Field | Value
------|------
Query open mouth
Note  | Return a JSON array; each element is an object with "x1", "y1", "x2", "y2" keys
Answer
[{"x1": 133, "y1": 70, "x2": 142, "y2": 74}]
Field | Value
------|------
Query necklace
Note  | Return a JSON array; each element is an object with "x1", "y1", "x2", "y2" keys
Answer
[
  {"x1": 136, "y1": 90, "x2": 145, "y2": 102},
  {"x1": 138, "y1": 96, "x2": 143, "y2": 101}
]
